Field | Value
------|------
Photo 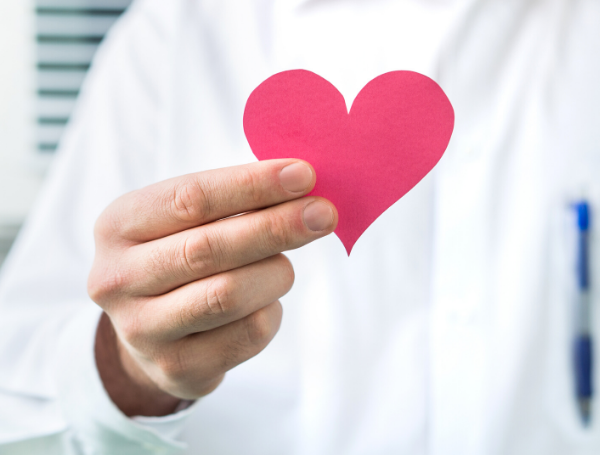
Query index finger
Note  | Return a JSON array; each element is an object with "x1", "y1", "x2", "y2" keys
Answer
[{"x1": 97, "y1": 159, "x2": 316, "y2": 243}]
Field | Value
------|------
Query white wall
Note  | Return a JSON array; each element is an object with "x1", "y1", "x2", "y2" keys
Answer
[{"x1": 0, "y1": 0, "x2": 44, "y2": 227}]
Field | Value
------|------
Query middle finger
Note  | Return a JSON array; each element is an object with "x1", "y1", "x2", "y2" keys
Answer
[
  {"x1": 134, "y1": 254, "x2": 294, "y2": 342},
  {"x1": 123, "y1": 196, "x2": 336, "y2": 296}
]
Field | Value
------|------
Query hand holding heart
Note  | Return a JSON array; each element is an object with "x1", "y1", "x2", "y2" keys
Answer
[
  {"x1": 91, "y1": 71, "x2": 453, "y2": 415},
  {"x1": 91, "y1": 160, "x2": 337, "y2": 416}
]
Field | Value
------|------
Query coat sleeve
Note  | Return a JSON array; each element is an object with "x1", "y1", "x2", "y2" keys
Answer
[{"x1": 0, "y1": 1, "x2": 196, "y2": 452}]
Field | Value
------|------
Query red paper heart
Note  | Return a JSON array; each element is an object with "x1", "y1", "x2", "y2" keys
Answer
[{"x1": 244, "y1": 70, "x2": 454, "y2": 255}]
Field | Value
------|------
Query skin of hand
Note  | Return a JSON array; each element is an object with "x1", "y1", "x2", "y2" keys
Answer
[{"x1": 89, "y1": 159, "x2": 338, "y2": 417}]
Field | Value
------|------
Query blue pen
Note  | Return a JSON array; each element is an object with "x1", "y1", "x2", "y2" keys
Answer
[{"x1": 573, "y1": 201, "x2": 593, "y2": 426}]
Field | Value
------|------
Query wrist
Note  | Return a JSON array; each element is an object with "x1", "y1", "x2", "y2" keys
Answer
[{"x1": 95, "y1": 312, "x2": 182, "y2": 417}]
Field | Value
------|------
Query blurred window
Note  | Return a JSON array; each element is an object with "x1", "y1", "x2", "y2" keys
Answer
[{"x1": 35, "y1": 0, "x2": 132, "y2": 154}]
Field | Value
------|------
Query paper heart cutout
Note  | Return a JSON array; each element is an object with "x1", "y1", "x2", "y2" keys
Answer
[{"x1": 244, "y1": 70, "x2": 454, "y2": 255}]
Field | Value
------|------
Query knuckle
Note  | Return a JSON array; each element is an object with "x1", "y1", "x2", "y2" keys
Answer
[
  {"x1": 144, "y1": 239, "x2": 196, "y2": 288},
  {"x1": 176, "y1": 275, "x2": 236, "y2": 330},
  {"x1": 219, "y1": 341, "x2": 246, "y2": 371},
  {"x1": 93, "y1": 209, "x2": 119, "y2": 242},
  {"x1": 170, "y1": 179, "x2": 211, "y2": 224},
  {"x1": 259, "y1": 212, "x2": 294, "y2": 251},
  {"x1": 219, "y1": 303, "x2": 281, "y2": 372},
  {"x1": 203, "y1": 275, "x2": 235, "y2": 317},
  {"x1": 243, "y1": 308, "x2": 273, "y2": 346},
  {"x1": 87, "y1": 267, "x2": 129, "y2": 303},
  {"x1": 98, "y1": 191, "x2": 147, "y2": 241},
  {"x1": 178, "y1": 232, "x2": 220, "y2": 278},
  {"x1": 236, "y1": 167, "x2": 262, "y2": 205}
]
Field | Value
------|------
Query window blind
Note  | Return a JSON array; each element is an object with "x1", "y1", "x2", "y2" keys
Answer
[{"x1": 36, "y1": 0, "x2": 132, "y2": 154}]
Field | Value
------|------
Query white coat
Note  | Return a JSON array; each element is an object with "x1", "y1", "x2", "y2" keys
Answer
[{"x1": 1, "y1": 0, "x2": 600, "y2": 453}]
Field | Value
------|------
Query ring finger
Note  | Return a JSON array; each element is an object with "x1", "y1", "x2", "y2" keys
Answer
[{"x1": 130, "y1": 254, "x2": 294, "y2": 342}]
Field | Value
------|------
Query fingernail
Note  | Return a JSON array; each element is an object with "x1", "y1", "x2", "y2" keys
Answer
[
  {"x1": 279, "y1": 162, "x2": 313, "y2": 193},
  {"x1": 303, "y1": 201, "x2": 334, "y2": 232}
]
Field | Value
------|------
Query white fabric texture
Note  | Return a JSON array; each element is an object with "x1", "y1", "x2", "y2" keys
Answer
[{"x1": 1, "y1": 0, "x2": 600, "y2": 453}]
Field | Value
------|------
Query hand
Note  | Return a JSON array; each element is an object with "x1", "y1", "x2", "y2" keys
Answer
[{"x1": 89, "y1": 160, "x2": 337, "y2": 416}]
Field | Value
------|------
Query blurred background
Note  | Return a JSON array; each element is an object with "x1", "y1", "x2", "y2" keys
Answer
[{"x1": 0, "y1": 0, "x2": 131, "y2": 266}]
